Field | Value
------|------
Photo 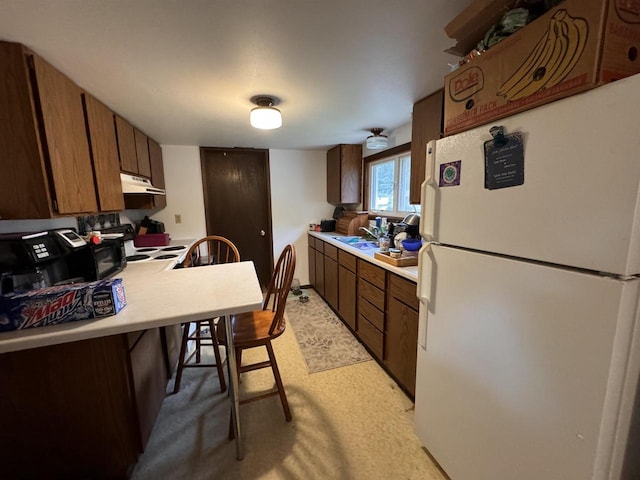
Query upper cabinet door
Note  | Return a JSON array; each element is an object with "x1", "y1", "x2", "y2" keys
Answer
[
  {"x1": 115, "y1": 115, "x2": 137, "y2": 174},
  {"x1": 327, "y1": 144, "x2": 362, "y2": 205},
  {"x1": 410, "y1": 89, "x2": 443, "y2": 205},
  {"x1": 134, "y1": 128, "x2": 151, "y2": 177},
  {"x1": 31, "y1": 53, "x2": 98, "y2": 214},
  {"x1": 83, "y1": 93, "x2": 124, "y2": 212},
  {"x1": 148, "y1": 138, "x2": 166, "y2": 209}
]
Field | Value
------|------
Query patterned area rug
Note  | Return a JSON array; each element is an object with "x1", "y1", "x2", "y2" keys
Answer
[{"x1": 285, "y1": 288, "x2": 372, "y2": 374}]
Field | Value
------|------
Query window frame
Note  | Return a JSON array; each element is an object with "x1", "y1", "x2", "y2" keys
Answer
[{"x1": 363, "y1": 142, "x2": 415, "y2": 220}]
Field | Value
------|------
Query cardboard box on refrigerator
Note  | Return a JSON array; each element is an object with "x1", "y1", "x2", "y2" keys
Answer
[{"x1": 443, "y1": 0, "x2": 640, "y2": 136}]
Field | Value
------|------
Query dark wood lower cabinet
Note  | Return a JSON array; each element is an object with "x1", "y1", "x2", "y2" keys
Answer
[
  {"x1": 338, "y1": 264, "x2": 356, "y2": 329},
  {"x1": 0, "y1": 328, "x2": 173, "y2": 479},
  {"x1": 307, "y1": 235, "x2": 419, "y2": 398},
  {"x1": 385, "y1": 274, "x2": 419, "y2": 397},
  {"x1": 324, "y1": 255, "x2": 338, "y2": 310}
]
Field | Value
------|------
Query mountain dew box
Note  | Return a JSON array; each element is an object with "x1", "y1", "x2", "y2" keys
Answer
[
  {"x1": 0, "y1": 278, "x2": 126, "y2": 332},
  {"x1": 443, "y1": 0, "x2": 640, "y2": 136}
]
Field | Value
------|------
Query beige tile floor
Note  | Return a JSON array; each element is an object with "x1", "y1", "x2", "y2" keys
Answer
[{"x1": 131, "y1": 313, "x2": 447, "y2": 480}]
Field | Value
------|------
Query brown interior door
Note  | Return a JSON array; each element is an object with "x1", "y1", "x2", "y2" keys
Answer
[{"x1": 200, "y1": 147, "x2": 273, "y2": 287}]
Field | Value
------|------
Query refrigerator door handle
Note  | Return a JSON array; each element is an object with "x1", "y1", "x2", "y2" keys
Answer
[
  {"x1": 420, "y1": 140, "x2": 437, "y2": 242},
  {"x1": 417, "y1": 241, "x2": 434, "y2": 349}
]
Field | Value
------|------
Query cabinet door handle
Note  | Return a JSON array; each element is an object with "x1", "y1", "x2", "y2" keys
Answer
[{"x1": 260, "y1": 230, "x2": 266, "y2": 236}]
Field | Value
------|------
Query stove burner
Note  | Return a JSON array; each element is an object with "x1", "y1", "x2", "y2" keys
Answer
[
  {"x1": 161, "y1": 245, "x2": 186, "y2": 252},
  {"x1": 155, "y1": 254, "x2": 178, "y2": 260},
  {"x1": 136, "y1": 247, "x2": 158, "y2": 253},
  {"x1": 127, "y1": 254, "x2": 151, "y2": 262}
]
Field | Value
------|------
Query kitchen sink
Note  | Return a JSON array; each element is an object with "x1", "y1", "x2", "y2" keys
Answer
[{"x1": 332, "y1": 236, "x2": 378, "y2": 249}]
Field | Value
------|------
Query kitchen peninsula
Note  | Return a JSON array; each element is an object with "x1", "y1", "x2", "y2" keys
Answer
[{"x1": 0, "y1": 261, "x2": 263, "y2": 479}]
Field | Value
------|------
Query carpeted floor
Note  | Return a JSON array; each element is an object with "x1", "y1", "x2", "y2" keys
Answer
[
  {"x1": 285, "y1": 288, "x2": 372, "y2": 373},
  {"x1": 130, "y1": 293, "x2": 447, "y2": 480}
]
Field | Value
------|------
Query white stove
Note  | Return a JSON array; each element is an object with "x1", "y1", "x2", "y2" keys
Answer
[{"x1": 124, "y1": 241, "x2": 190, "y2": 264}]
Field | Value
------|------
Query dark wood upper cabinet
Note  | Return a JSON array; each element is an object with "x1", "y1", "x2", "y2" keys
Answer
[
  {"x1": 327, "y1": 144, "x2": 362, "y2": 205},
  {"x1": 83, "y1": 93, "x2": 125, "y2": 212},
  {"x1": 148, "y1": 138, "x2": 166, "y2": 209},
  {"x1": 115, "y1": 115, "x2": 138, "y2": 174},
  {"x1": 0, "y1": 41, "x2": 98, "y2": 218},
  {"x1": 410, "y1": 89, "x2": 443, "y2": 205},
  {"x1": 134, "y1": 128, "x2": 151, "y2": 177}
]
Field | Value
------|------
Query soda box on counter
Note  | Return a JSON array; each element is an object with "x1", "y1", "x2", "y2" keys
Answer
[{"x1": 0, "y1": 278, "x2": 126, "y2": 332}]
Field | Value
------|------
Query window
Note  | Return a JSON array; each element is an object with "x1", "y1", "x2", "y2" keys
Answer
[{"x1": 368, "y1": 152, "x2": 420, "y2": 217}]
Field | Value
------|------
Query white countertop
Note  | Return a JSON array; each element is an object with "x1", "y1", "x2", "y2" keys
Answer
[
  {"x1": 0, "y1": 260, "x2": 263, "y2": 354},
  {"x1": 309, "y1": 231, "x2": 418, "y2": 282}
]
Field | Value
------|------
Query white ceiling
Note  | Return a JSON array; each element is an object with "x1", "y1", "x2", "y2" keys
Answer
[{"x1": 0, "y1": 0, "x2": 471, "y2": 150}]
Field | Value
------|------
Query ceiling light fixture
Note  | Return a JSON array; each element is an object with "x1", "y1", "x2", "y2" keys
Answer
[
  {"x1": 250, "y1": 96, "x2": 282, "y2": 130},
  {"x1": 366, "y1": 128, "x2": 388, "y2": 150}
]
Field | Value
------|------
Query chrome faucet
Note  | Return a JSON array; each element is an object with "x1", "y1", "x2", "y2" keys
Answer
[{"x1": 359, "y1": 226, "x2": 383, "y2": 240}]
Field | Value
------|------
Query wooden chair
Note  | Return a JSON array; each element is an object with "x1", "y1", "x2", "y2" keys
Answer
[
  {"x1": 172, "y1": 236, "x2": 240, "y2": 394},
  {"x1": 218, "y1": 244, "x2": 296, "y2": 428}
]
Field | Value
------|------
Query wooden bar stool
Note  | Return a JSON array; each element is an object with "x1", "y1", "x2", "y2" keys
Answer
[
  {"x1": 173, "y1": 236, "x2": 240, "y2": 394},
  {"x1": 217, "y1": 244, "x2": 296, "y2": 434}
]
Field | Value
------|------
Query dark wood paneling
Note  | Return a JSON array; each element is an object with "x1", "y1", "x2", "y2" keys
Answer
[
  {"x1": 338, "y1": 264, "x2": 357, "y2": 330},
  {"x1": 359, "y1": 277, "x2": 385, "y2": 312},
  {"x1": 388, "y1": 273, "x2": 419, "y2": 311},
  {"x1": 129, "y1": 327, "x2": 166, "y2": 447},
  {"x1": 324, "y1": 255, "x2": 338, "y2": 310},
  {"x1": 0, "y1": 335, "x2": 140, "y2": 479},
  {"x1": 308, "y1": 245, "x2": 316, "y2": 287},
  {"x1": 200, "y1": 148, "x2": 273, "y2": 287},
  {"x1": 32, "y1": 52, "x2": 98, "y2": 214},
  {"x1": 359, "y1": 296, "x2": 384, "y2": 332},
  {"x1": 358, "y1": 259, "x2": 385, "y2": 290},
  {"x1": 327, "y1": 145, "x2": 341, "y2": 204},
  {"x1": 149, "y1": 138, "x2": 167, "y2": 209},
  {"x1": 314, "y1": 237, "x2": 324, "y2": 253},
  {"x1": 0, "y1": 42, "x2": 51, "y2": 219},
  {"x1": 338, "y1": 249, "x2": 357, "y2": 273},
  {"x1": 83, "y1": 92, "x2": 125, "y2": 212},
  {"x1": 134, "y1": 128, "x2": 151, "y2": 177},
  {"x1": 315, "y1": 246, "x2": 325, "y2": 296},
  {"x1": 385, "y1": 297, "x2": 419, "y2": 396},
  {"x1": 358, "y1": 314, "x2": 384, "y2": 358},
  {"x1": 327, "y1": 144, "x2": 362, "y2": 204},
  {"x1": 115, "y1": 115, "x2": 137, "y2": 173},
  {"x1": 410, "y1": 89, "x2": 443, "y2": 204},
  {"x1": 324, "y1": 243, "x2": 338, "y2": 261}
]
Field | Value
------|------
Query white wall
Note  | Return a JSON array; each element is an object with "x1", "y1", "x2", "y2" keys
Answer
[
  {"x1": 151, "y1": 146, "x2": 207, "y2": 241},
  {"x1": 269, "y1": 149, "x2": 331, "y2": 285},
  {"x1": 154, "y1": 145, "x2": 331, "y2": 285}
]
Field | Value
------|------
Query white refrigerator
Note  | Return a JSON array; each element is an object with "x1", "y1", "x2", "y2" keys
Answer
[{"x1": 415, "y1": 74, "x2": 640, "y2": 480}]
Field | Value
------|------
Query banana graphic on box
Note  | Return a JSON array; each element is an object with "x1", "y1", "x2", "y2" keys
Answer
[{"x1": 497, "y1": 10, "x2": 588, "y2": 101}]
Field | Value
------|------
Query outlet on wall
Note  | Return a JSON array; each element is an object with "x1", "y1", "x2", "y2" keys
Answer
[{"x1": 175, "y1": 214, "x2": 182, "y2": 224}]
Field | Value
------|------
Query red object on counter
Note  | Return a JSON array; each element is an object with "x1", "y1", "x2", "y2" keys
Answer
[{"x1": 134, "y1": 233, "x2": 171, "y2": 247}]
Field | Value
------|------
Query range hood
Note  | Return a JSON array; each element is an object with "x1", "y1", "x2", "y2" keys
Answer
[{"x1": 120, "y1": 173, "x2": 166, "y2": 195}]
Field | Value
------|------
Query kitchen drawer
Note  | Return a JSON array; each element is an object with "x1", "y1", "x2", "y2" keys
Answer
[
  {"x1": 359, "y1": 296, "x2": 384, "y2": 332},
  {"x1": 388, "y1": 274, "x2": 419, "y2": 311},
  {"x1": 324, "y1": 243, "x2": 338, "y2": 261},
  {"x1": 308, "y1": 234, "x2": 315, "y2": 247},
  {"x1": 358, "y1": 277, "x2": 385, "y2": 311},
  {"x1": 358, "y1": 314, "x2": 384, "y2": 359},
  {"x1": 338, "y1": 249, "x2": 357, "y2": 273},
  {"x1": 314, "y1": 238, "x2": 324, "y2": 253},
  {"x1": 358, "y1": 259, "x2": 385, "y2": 289}
]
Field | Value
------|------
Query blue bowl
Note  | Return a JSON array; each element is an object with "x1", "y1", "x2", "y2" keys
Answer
[{"x1": 401, "y1": 238, "x2": 422, "y2": 251}]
